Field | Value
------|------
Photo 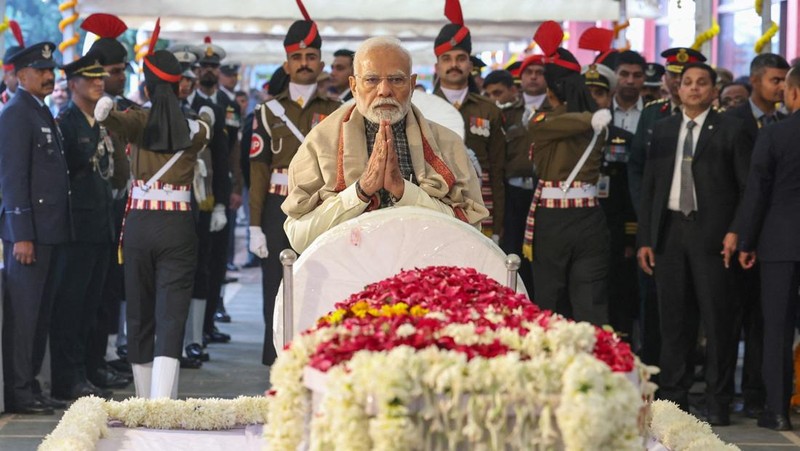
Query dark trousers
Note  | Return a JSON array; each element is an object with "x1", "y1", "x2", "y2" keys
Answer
[
  {"x1": 204, "y1": 211, "x2": 231, "y2": 334},
  {"x1": 501, "y1": 183, "x2": 534, "y2": 295},
  {"x1": 733, "y1": 263, "x2": 765, "y2": 408},
  {"x1": 654, "y1": 213, "x2": 738, "y2": 413},
  {"x1": 98, "y1": 196, "x2": 128, "y2": 357},
  {"x1": 192, "y1": 211, "x2": 212, "y2": 301},
  {"x1": 532, "y1": 207, "x2": 609, "y2": 326},
  {"x1": 123, "y1": 210, "x2": 197, "y2": 363},
  {"x1": 760, "y1": 261, "x2": 800, "y2": 416},
  {"x1": 2, "y1": 242, "x2": 58, "y2": 407},
  {"x1": 50, "y1": 242, "x2": 111, "y2": 391},
  {"x1": 606, "y1": 214, "x2": 638, "y2": 341},
  {"x1": 638, "y1": 270, "x2": 661, "y2": 369},
  {"x1": 261, "y1": 193, "x2": 290, "y2": 365}
]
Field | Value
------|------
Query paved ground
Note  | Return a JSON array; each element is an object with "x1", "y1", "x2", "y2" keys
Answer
[{"x1": 0, "y1": 227, "x2": 799, "y2": 449}]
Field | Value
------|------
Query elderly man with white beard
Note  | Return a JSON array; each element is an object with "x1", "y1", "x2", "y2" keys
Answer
[{"x1": 281, "y1": 36, "x2": 488, "y2": 252}]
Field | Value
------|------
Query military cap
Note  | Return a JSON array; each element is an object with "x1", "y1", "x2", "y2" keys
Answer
[
  {"x1": 7, "y1": 42, "x2": 57, "y2": 70},
  {"x1": 578, "y1": 26, "x2": 615, "y2": 66},
  {"x1": 434, "y1": 0, "x2": 471, "y2": 56},
  {"x1": 643, "y1": 63, "x2": 665, "y2": 87},
  {"x1": 582, "y1": 63, "x2": 617, "y2": 91},
  {"x1": 533, "y1": 21, "x2": 581, "y2": 77},
  {"x1": 470, "y1": 55, "x2": 486, "y2": 76},
  {"x1": 191, "y1": 36, "x2": 226, "y2": 66},
  {"x1": 220, "y1": 63, "x2": 240, "y2": 76},
  {"x1": 284, "y1": 0, "x2": 321, "y2": 54},
  {"x1": 266, "y1": 66, "x2": 289, "y2": 97},
  {"x1": 61, "y1": 52, "x2": 109, "y2": 79},
  {"x1": 661, "y1": 47, "x2": 706, "y2": 74},
  {"x1": 519, "y1": 55, "x2": 545, "y2": 77},
  {"x1": 82, "y1": 14, "x2": 129, "y2": 66},
  {"x1": 3, "y1": 46, "x2": 23, "y2": 72},
  {"x1": 168, "y1": 44, "x2": 198, "y2": 79}
]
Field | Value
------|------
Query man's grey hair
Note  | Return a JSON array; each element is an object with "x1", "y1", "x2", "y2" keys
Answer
[{"x1": 353, "y1": 37, "x2": 412, "y2": 76}]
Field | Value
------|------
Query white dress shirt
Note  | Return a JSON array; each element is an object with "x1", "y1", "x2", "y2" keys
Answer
[
  {"x1": 440, "y1": 86, "x2": 468, "y2": 106},
  {"x1": 612, "y1": 96, "x2": 644, "y2": 134},
  {"x1": 288, "y1": 82, "x2": 317, "y2": 106},
  {"x1": 668, "y1": 107, "x2": 710, "y2": 211}
]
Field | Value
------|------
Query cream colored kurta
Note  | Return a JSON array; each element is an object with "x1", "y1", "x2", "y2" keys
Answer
[{"x1": 282, "y1": 104, "x2": 488, "y2": 252}]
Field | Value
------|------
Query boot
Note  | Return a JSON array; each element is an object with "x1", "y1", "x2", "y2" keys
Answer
[
  {"x1": 150, "y1": 356, "x2": 180, "y2": 399},
  {"x1": 131, "y1": 362, "x2": 153, "y2": 399}
]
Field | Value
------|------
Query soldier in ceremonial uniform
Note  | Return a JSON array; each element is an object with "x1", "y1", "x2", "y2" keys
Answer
[
  {"x1": 0, "y1": 42, "x2": 71, "y2": 415},
  {"x1": 521, "y1": 22, "x2": 611, "y2": 326},
  {"x1": 583, "y1": 63, "x2": 638, "y2": 340},
  {"x1": 82, "y1": 13, "x2": 137, "y2": 374},
  {"x1": 0, "y1": 21, "x2": 24, "y2": 112},
  {"x1": 248, "y1": 2, "x2": 341, "y2": 365},
  {"x1": 432, "y1": 0, "x2": 505, "y2": 243},
  {"x1": 50, "y1": 54, "x2": 132, "y2": 401},
  {"x1": 483, "y1": 69, "x2": 534, "y2": 294},
  {"x1": 95, "y1": 39, "x2": 212, "y2": 399},
  {"x1": 186, "y1": 37, "x2": 235, "y2": 342}
]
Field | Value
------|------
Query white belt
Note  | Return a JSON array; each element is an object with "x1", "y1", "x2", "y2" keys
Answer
[
  {"x1": 507, "y1": 177, "x2": 535, "y2": 190},
  {"x1": 131, "y1": 187, "x2": 192, "y2": 202},
  {"x1": 540, "y1": 185, "x2": 598, "y2": 200},
  {"x1": 270, "y1": 172, "x2": 289, "y2": 186}
]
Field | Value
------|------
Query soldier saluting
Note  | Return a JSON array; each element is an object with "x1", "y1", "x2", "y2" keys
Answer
[{"x1": 95, "y1": 21, "x2": 213, "y2": 399}]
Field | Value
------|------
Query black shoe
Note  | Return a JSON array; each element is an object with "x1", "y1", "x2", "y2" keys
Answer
[
  {"x1": 116, "y1": 345, "x2": 128, "y2": 361},
  {"x1": 223, "y1": 276, "x2": 239, "y2": 284},
  {"x1": 53, "y1": 382, "x2": 112, "y2": 401},
  {"x1": 107, "y1": 359, "x2": 133, "y2": 376},
  {"x1": 185, "y1": 343, "x2": 210, "y2": 362},
  {"x1": 36, "y1": 394, "x2": 67, "y2": 409},
  {"x1": 204, "y1": 327, "x2": 231, "y2": 344},
  {"x1": 242, "y1": 259, "x2": 260, "y2": 269},
  {"x1": 179, "y1": 355, "x2": 202, "y2": 369},
  {"x1": 226, "y1": 263, "x2": 240, "y2": 271},
  {"x1": 705, "y1": 411, "x2": 730, "y2": 426},
  {"x1": 8, "y1": 399, "x2": 54, "y2": 415},
  {"x1": 758, "y1": 412, "x2": 792, "y2": 431},
  {"x1": 744, "y1": 403, "x2": 764, "y2": 419},
  {"x1": 89, "y1": 366, "x2": 132, "y2": 389},
  {"x1": 214, "y1": 310, "x2": 232, "y2": 323}
]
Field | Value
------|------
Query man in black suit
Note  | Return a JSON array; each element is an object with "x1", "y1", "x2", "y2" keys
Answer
[
  {"x1": 637, "y1": 63, "x2": 752, "y2": 426},
  {"x1": 724, "y1": 53, "x2": 790, "y2": 418},
  {"x1": 330, "y1": 49, "x2": 354, "y2": 101},
  {"x1": 0, "y1": 43, "x2": 72, "y2": 415},
  {"x1": 737, "y1": 63, "x2": 800, "y2": 431}
]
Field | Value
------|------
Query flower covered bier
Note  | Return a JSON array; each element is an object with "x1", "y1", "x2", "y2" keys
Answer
[{"x1": 267, "y1": 266, "x2": 654, "y2": 450}]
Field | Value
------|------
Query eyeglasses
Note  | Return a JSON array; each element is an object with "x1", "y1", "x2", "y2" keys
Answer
[{"x1": 355, "y1": 75, "x2": 409, "y2": 88}]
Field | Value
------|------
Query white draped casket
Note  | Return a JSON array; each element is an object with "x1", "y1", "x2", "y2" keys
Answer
[{"x1": 273, "y1": 207, "x2": 527, "y2": 351}]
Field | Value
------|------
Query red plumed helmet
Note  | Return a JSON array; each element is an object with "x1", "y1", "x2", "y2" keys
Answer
[{"x1": 81, "y1": 13, "x2": 127, "y2": 39}]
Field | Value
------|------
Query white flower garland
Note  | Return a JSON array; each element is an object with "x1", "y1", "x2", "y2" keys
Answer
[
  {"x1": 267, "y1": 313, "x2": 654, "y2": 451},
  {"x1": 650, "y1": 400, "x2": 740, "y2": 450},
  {"x1": 38, "y1": 395, "x2": 269, "y2": 451}
]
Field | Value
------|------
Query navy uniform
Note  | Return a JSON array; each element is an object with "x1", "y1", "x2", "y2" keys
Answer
[
  {"x1": 49, "y1": 56, "x2": 132, "y2": 401},
  {"x1": 628, "y1": 47, "x2": 706, "y2": 368},
  {"x1": 187, "y1": 38, "x2": 235, "y2": 344},
  {"x1": 99, "y1": 48, "x2": 211, "y2": 399},
  {"x1": 523, "y1": 22, "x2": 610, "y2": 326},
  {"x1": 82, "y1": 13, "x2": 138, "y2": 375},
  {"x1": 0, "y1": 43, "x2": 71, "y2": 414},
  {"x1": 582, "y1": 63, "x2": 638, "y2": 339},
  {"x1": 248, "y1": 12, "x2": 341, "y2": 365},
  {"x1": 433, "y1": 11, "x2": 506, "y2": 240}
]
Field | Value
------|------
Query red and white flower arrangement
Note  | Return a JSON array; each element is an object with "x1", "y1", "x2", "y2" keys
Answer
[{"x1": 266, "y1": 266, "x2": 657, "y2": 450}]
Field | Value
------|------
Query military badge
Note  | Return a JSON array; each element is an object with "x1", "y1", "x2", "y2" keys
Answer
[
  {"x1": 311, "y1": 112, "x2": 328, "y2": 129},
  {"x1": 42, "y1": 44, "x2": 52, "y2": 59},
  {"x1": 250, "y1": 134, "x2": 264, "y2": 158},
  {"x1": 676, "y1": 48, "x2": 689, "y2": 63},
  {"x1": 532, "y1": 112, "x2": 546, "y2": 123},
  {"x1": 469, "y1": 116, "x2": 490, "y2": 137}
]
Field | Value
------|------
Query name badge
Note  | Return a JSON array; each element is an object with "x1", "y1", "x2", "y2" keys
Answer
[{"x1": 597, "y1": 175, "x2": 610, "y2": 198}]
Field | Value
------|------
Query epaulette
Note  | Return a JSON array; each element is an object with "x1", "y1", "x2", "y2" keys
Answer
[
  {"x1": 644, "y1": 98, "x2": 668, "y2": 109},
  {"x1": 713, "y1": 105, "x2": 726, "y2": 113}
]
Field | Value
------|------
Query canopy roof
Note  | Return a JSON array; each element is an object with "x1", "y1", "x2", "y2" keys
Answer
[{"x1": 79, "y1": 0, "x2": 659, "y2": 65}]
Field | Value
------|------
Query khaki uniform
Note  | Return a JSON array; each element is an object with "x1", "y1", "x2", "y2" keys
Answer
[
  {"x1": 526, "y1": 105, "x2": 609, "y2": 326},
  {"x1": 434, "y1": 89, "x2": 505, "y2": 238},
  {"x1": 248, "y1": 90, "x2": 340, "y2": 365},
  {"x1": 100, "y1": 109, "x2": 211, "y2": 363}
]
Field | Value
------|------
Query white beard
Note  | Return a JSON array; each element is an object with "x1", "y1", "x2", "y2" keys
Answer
[{"x1": 358, "y1": 98, "x2": 409, "y2": 124}]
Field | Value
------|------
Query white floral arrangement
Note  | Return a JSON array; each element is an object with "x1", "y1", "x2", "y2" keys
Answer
[
  {"x1": 265, "y1": 266, "x2": 657, "y2": 450},
  {"x1": 38, "y1": 395, "x2": 269, "y2": 451},
  {"x1": 649, "y1": 400, "x2": 741, "y2": 451}
]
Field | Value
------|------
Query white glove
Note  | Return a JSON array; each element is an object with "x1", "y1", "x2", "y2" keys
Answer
[
  {"x1": 591, "y1": 108, "x2": 612, "y2": 134},
  {"x1": 209, "y1": 204, "x2": 227, "y2": 232},
  {"x1": 249, "y1": 226, "x2": 268, "y2": 259},
  {"x1": 94, "y1": 97, "x2": 114, "y2": 122},
  {"x1": 198, "y1": 105, "x2": 215, "y2": 128}
]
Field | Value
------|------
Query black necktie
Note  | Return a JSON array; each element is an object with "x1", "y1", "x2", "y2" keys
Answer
[
  {"x1": 760, "y1": 114, "x2": 776, "y2": 127},
  {"x1": 679, "y1": 120, "x2": 697, "y2": 215}
]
